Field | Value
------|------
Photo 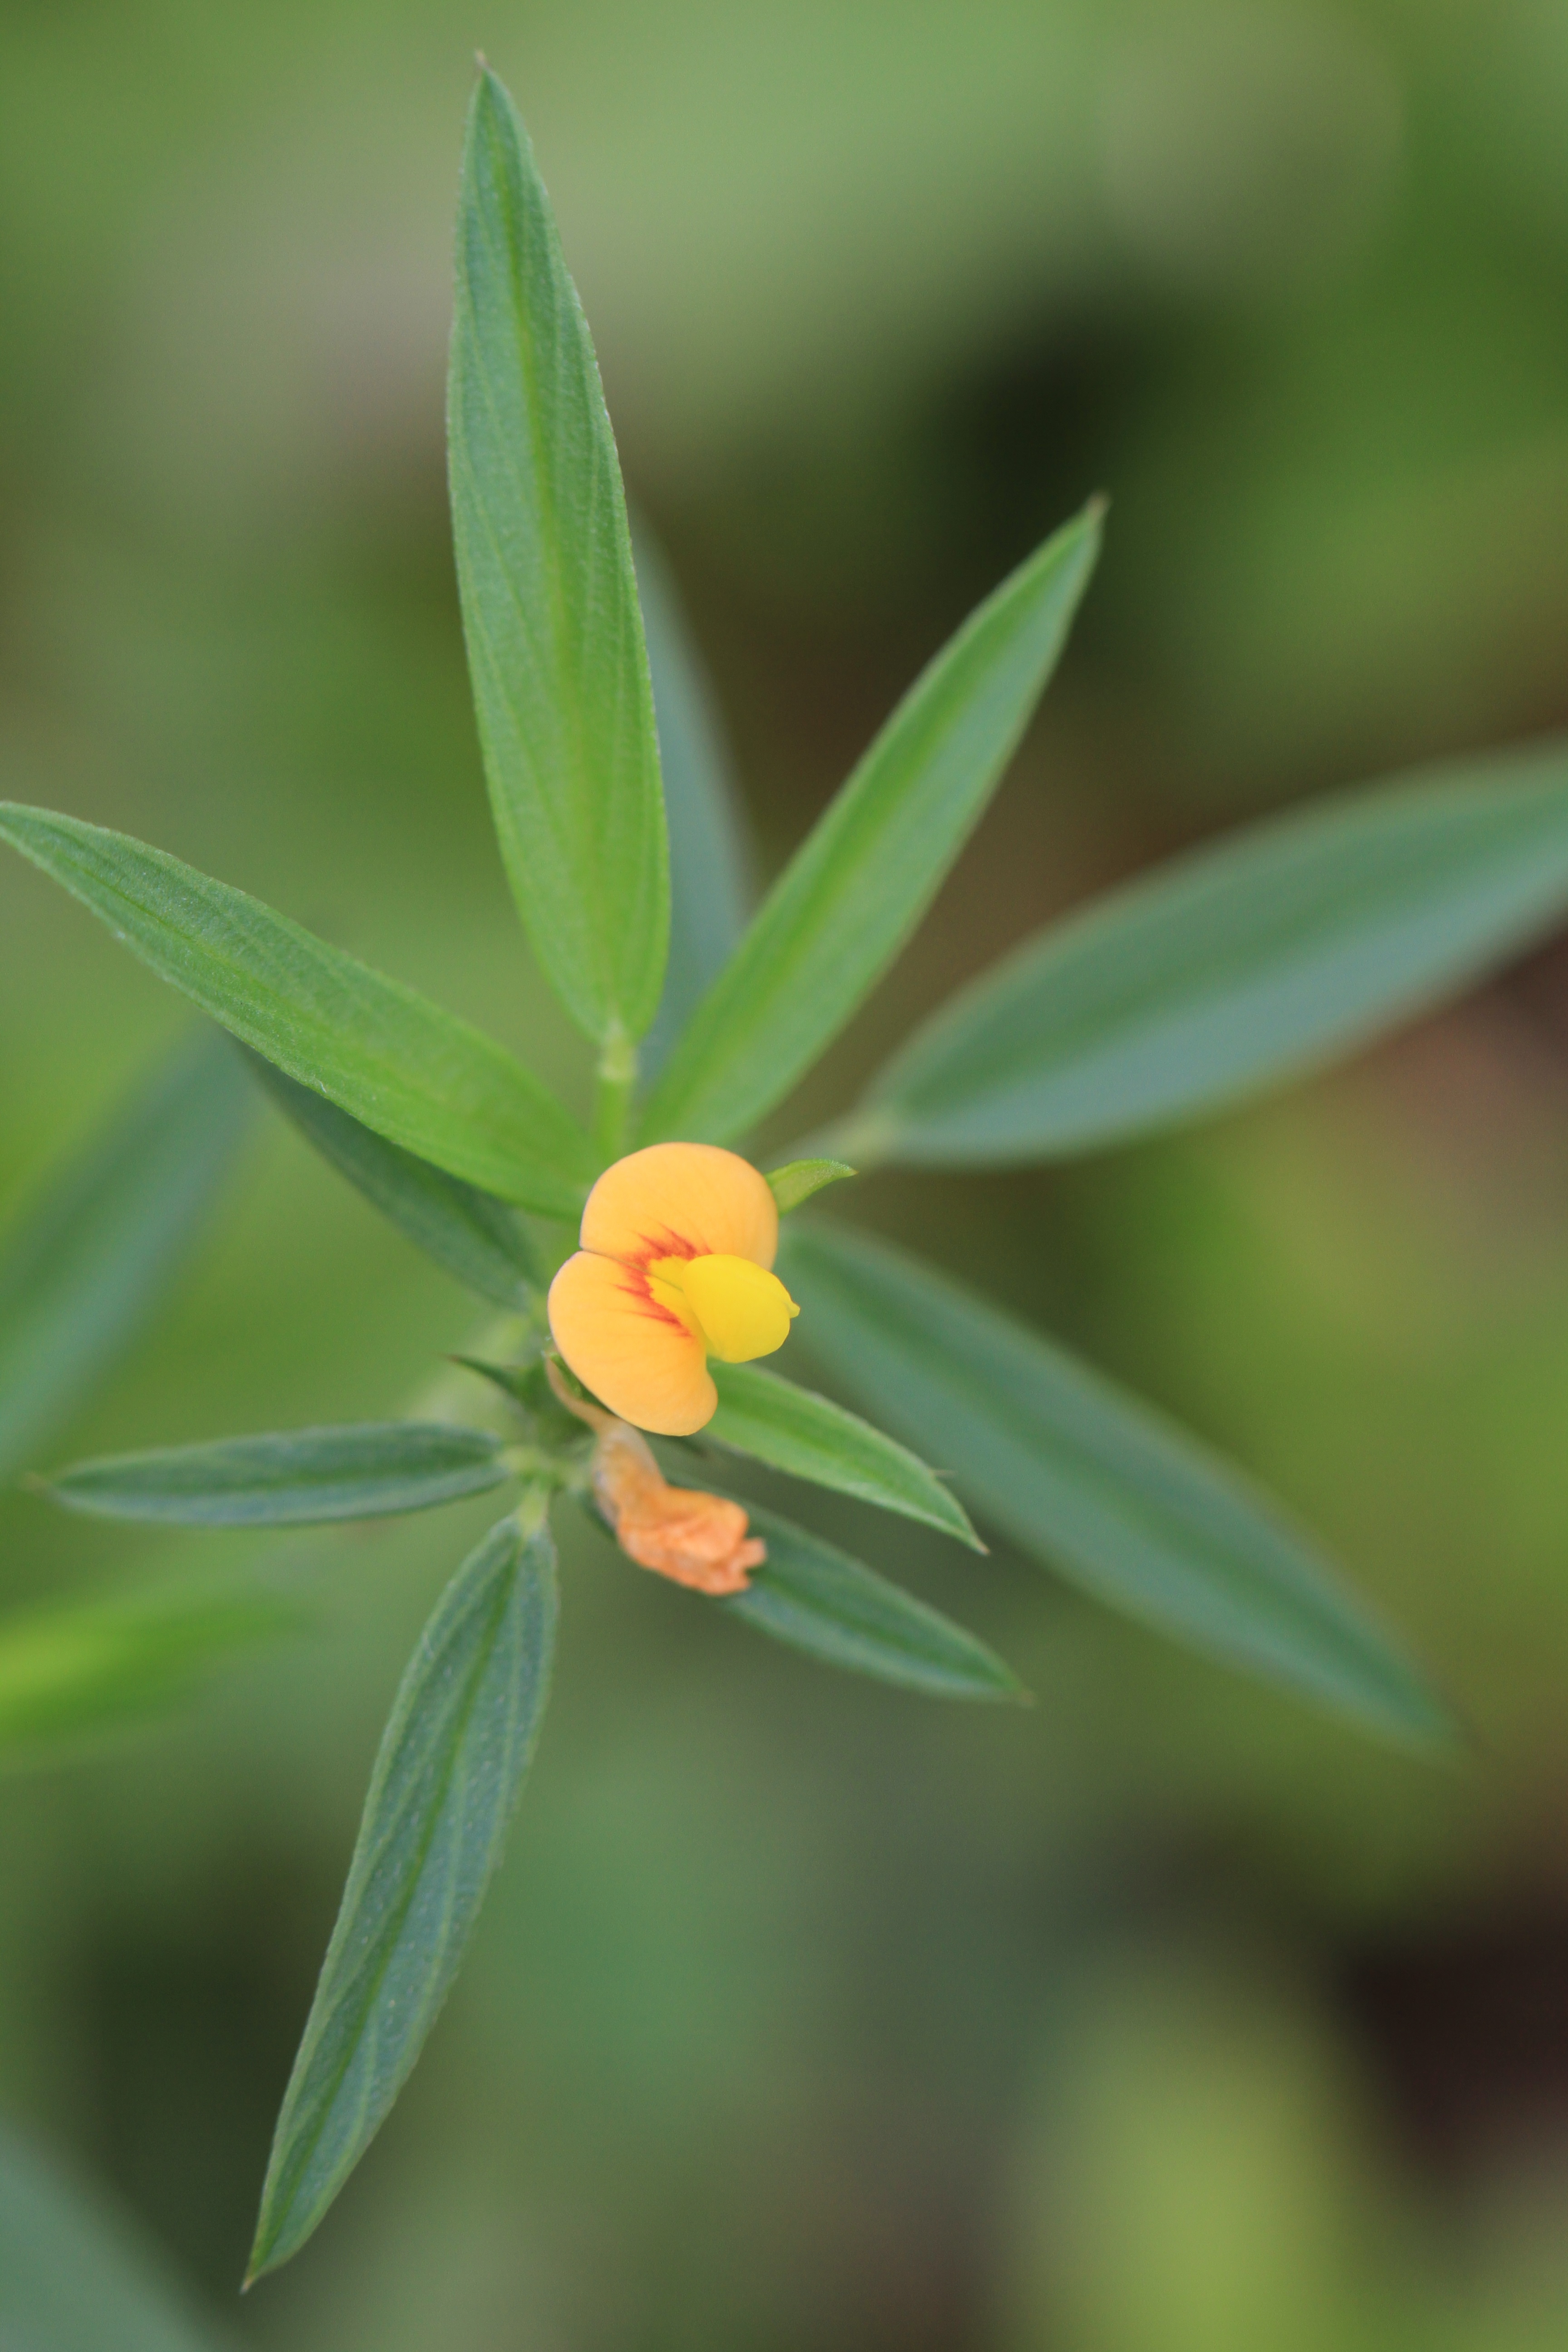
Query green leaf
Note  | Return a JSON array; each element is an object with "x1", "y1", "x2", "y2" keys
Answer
[
  {"x1": 248, "y1": 1509, "x2": 557, "y2": 2282},
  {"x1": 635, "y1": 526, "x2": 755, "y2": 1076},
  {"x1": 0, "y1": 803, "x2": 596, "y2": 1216},
  {"x1": 782, "y1": 1224, "x2": 1453, "y2": 1748},
  {"x1": 43, "y1": 1424, "x2": 511, "y2": 1528},
  {"x1": 246, "y1": 1054, "x2": 540, "y2": 1309},
  {"x1": 0, "y1": 2119, "x2": 230, "y2": 2350},
  {"x1": 449, "y1": 67, "x2": 668, "y2": 1047},
  {"x1": 765, "y1": 1158, "x2": 856, "y2": 1214},
  {"x1": 722, "y1": 1503, "x2": 1022, "y2": 1701},
  {"x1": 639, "y1": 502, "x2": 1102, "y2": 1146},
  {"x1": 706, "y1": 1362, "x2": 982, "y2": 1549},
  {"x1": 0, "y1": 1031, "x2": 249, "y2": 1483},
  {"x1": 0, "y1": 1583, "x2": 296, "y2": 1769},
  {"x1": 845, "y1": 741, "x2": 1568, "y2": 1166}
]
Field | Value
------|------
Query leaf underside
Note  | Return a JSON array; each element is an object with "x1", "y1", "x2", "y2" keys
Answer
[
  {"x1": 0, "y1": 1030, "x2": 250, "y2": 1484},
  {"x1": 0, "y1": 2118, "x2": 229, "y2": 2351},
  {"x1": 721, "y1": 1502, "x2": 1022, "y2": 1701},
  {"x1": 782, "y1": 1222, "x2": 1452, "y2": 1749},
  {"x1": 853, "y1": 741, "x2": 1568, "y2": 1166},
  {"x1": 44, "y1": 1423, "x2": 511, "y2": 1528},
  {"x1": 248, "y1": 1511, "x2": 558, "y2": 2281}
]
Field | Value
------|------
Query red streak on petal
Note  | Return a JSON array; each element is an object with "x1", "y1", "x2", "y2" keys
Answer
[
  {"x1": 612, "y1": 1269, "x2": 698, "y2": 1340},
  {"x1": 628, "y1": 1225, "x2": 703, "y2": 1269}
]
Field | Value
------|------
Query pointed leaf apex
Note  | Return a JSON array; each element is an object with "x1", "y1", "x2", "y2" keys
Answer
[{"x1": 764, "y1": 1159, "x2": 857, "y2": 1214}]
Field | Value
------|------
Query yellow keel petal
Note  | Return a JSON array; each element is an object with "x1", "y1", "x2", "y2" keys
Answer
[{"x1": 679, "y1": 1254, "x2": 799, "y2": 1363}]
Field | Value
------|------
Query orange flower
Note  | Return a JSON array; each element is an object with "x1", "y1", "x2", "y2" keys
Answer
[
  {"x1": 547, "y1": 1143, "x2": 799, "y2": 1435},
  {"x1": 546, "y1": 1360, "x2": 765, "y2": 1595}
]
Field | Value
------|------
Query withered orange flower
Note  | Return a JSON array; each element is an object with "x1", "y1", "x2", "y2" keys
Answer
[
  {"x1": 591, "y1": 1417, "x2": 764, "y2": 1596},
  {"x1": 547, "y1": 1142, "x2": 799, "y2": 1435},
  {"x1": 547, "y1": 1361, "x2": 764, "y2": 1595}
]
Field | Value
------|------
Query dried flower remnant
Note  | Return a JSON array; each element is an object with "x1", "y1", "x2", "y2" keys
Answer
[
  {"x1": 547, "y1": 1360, "x2": 764, "y2": 1594},
  {"x1": 548, "y1": 1142, "x2": 799, "y2": 1435}
]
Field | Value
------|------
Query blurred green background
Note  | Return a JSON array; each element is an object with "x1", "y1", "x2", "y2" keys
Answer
[{"x1": 5, "y1": 1, "x2": 1568, "y2": 2344}]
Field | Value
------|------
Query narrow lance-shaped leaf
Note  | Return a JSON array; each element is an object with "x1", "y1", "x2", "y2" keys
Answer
[
  {"x1": 42, "y1": 1424, "x2": 512, "y2": 1529},
  {"x1": 248, "y1": 1509, "x2": 558, "y2": 2282},
  {"x1": 0, "y1": 1582, "x2": 298, "y2": 1769},
  {"x1": 720, "y1": 1502, "x2": 1022, "y2": 1702},
  {"x1": 705, "y1": 1361, "x2": 982, "y2": 1549},
  {"x1": 246, "y1": 1055, "x2": 540, "y2": 1309},
  {"x1": 782, "y1": 1224, "x2": 1453, "y2": 1749},
  {"x1": 635, "y1": 524, "x2": 755, "y2": 1076},
  {"x1": 450, "y1": 66, "x2": 668, "y2": 1046},
  {"x1": 0, "y1": 1031, "x2": 249, "y2": 1483},
  {"x1": 0, "y1": 804, "x2": 597, "y2": 1215},
  {"x1": 0, "y1": 2120, "x2": 231, "y2": 2352},
  {"x1": 639, "y1": 502, "x2": 1102, "y2": 1147},
  {"x1": 844, "y1": 741, "x2": 1568, "y2": 1167}
]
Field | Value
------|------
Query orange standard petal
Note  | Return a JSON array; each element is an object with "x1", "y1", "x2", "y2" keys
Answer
[
  {"x1": 580, "y1": 1142, "x2": 778, "y2": 1272},
  {"x1": 549, "y1": 1142, "x2": 789, "y2": 1436}
]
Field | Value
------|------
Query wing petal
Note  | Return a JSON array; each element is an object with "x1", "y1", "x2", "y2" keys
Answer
[{"x1": 549, "y1": 1248, "x2": 717, "y2": 1435}]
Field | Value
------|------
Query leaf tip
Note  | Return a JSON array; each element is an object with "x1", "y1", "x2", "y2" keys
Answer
[
  {"x1": 765, "y1": 1157, "x2": 859, "y2": 1215},
  {"x1": 468, "y1": 54, "x2": 512, "y2": 132},
  {"x1": 1067, "y1": 495, "x2": 1108, "y2": 574},
  {"x1": 929, "y1": 1475, "x2": 986, "y2": 1553},
  {"x1": 1398, "y1": 1684, "x2": 1471, "y2": 1764},
  {"x1": 1342, "y1": 1634, "x2": 1468, "y2": 1760}
]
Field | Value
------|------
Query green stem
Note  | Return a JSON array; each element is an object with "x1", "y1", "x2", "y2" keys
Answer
[
  {"x1": 503, "y1": 1444, "x2": 588, "y2": 1494},
  {"x1": 593, "y1": 1027, "x2": 637, "y2": 1164}
]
